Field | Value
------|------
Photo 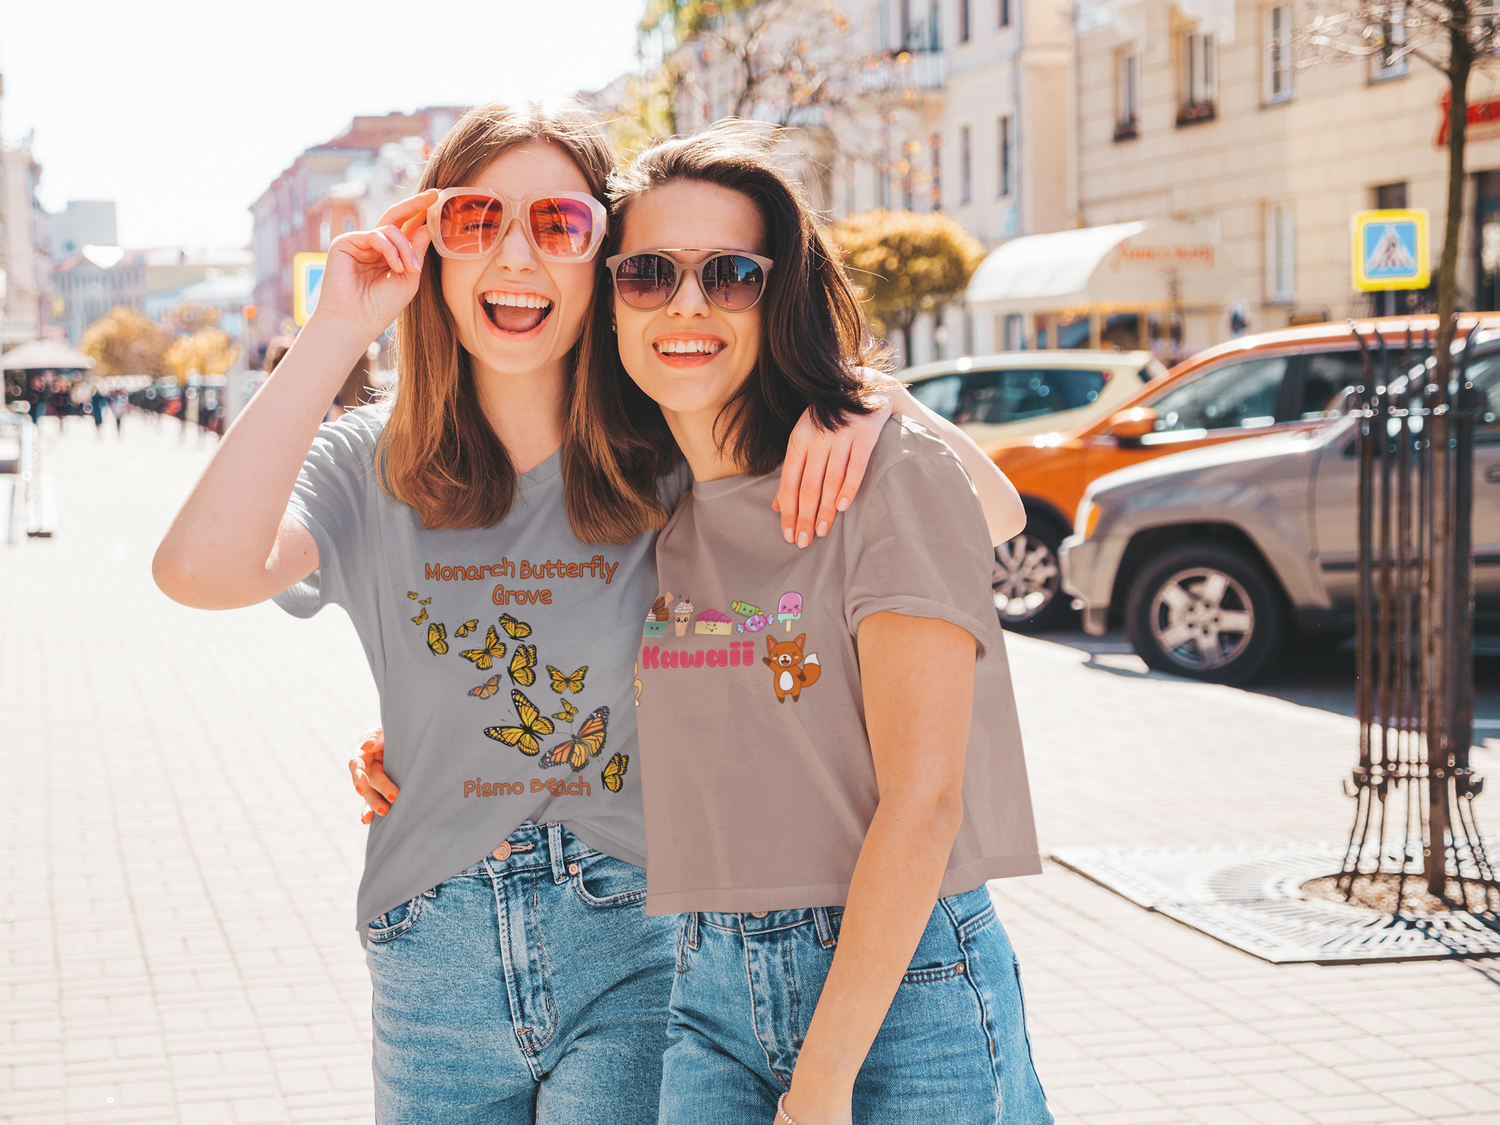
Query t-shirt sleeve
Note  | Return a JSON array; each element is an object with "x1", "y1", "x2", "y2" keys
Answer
[
  {"x1": 842, "y1": 437, "x2": 999, "y2": 657},
  {"x1": 272, "y1": 411, "x2": 381, "y2": 619},
  {"x1": 657, "y1": 461, "x2": 694, "y2": 516}
]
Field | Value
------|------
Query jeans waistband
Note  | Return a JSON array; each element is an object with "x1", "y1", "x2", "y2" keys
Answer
[
  {"x1": 457, "y1": 821, "x2": 598, "y2": 884},
  {"x1": 689, "y1": 906, "x2": 843, "y2": 947}
]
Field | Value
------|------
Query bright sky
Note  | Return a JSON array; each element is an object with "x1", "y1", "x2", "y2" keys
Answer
[{"x1": 1, "y1": 0, "x2": 644, "y2": 250}]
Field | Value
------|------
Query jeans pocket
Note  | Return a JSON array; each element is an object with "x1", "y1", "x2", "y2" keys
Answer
[
  {"x1": 902, "y1": 959, "x2": 970, "y2": 984},
  {"x1": 367, "y1": 893, "x2": 427, "y2": 944},
  {"x1": 571, "y1": 853, "x2": 648, "y2": 909},
  {"x1": 1012, "y1": 958, "x2": 1046, "y2": 1090}
]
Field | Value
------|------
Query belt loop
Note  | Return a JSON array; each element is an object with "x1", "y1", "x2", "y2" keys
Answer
[
  {"x1": 548, "y1": 823, "x2": 568, "y2": 884},
  {"x1": 813, "y1": 907, "x2": 837, "y2": 949},
  {"x1": 686, "y1": 911, "x2": 700, "y2": 950}
]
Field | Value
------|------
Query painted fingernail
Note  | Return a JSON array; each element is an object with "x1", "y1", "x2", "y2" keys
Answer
[
  {"x1": 798, "y1": 531, "x2": 810, "y2": 548},
  {"x1": 816, "y1": 521, "x2": 828, "y2": 537},
  {"x1": 783, "y1": 527, "x2": 794, "y2": 543},
  {"x1": 837, "y1": 498, "x2": 850, "y2": 511}
]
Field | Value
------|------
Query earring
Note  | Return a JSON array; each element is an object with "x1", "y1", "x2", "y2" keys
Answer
[{"x1": 611, "y1": 322, "x2": 617, "y2": 333}]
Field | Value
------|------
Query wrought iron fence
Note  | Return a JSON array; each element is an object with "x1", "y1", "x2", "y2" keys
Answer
[{"x1": 1341, "y1": 322, "x2": 1497, "y2": 917}]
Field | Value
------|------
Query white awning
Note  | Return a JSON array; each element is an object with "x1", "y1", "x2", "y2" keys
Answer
[
  {"x1": 966, "y1": 220, "x2": 1241, "y2": 313},
  {"x1": 1, "y1": 339, "x2": 96, "y2": 371}
]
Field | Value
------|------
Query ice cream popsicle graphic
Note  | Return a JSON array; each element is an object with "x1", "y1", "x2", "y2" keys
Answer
[{"x1": 777, "y1": 591, "x2": 803, "y2": 632}]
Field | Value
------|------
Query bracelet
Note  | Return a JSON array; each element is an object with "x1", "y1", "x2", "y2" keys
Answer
[{"x1": 776, "y1": 1092, "x2": 804, "y2": 1125}]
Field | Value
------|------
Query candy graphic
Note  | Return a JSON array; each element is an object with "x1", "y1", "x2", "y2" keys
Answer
[
  {"x1": 737, "y1": 614, "x2": 770, "y2": 634},
  {"x1": 674, "y1": 597, "x2": 694, "y2": 637},
  {"x1": 731, "y1": 600, "x2": 766, "y2": 618},
  {"x1": 694, "y1": 608, "x2": 733, "y2": 636},
  {"x1": 777, "y1": 591, "x2": 803, "y2": 633}
]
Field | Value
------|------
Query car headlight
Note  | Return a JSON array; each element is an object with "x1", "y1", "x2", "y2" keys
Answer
[{"x1": 1076, "y1": 500, "x2": 1102, "y2": 540}]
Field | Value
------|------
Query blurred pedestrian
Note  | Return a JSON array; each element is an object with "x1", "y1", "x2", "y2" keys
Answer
[
  {"x1": 112, "y1": 390, "x2": 127, "y2": 436},
  {"x1": 91, "y1": 384, "x2": 109, "y2": 438}
]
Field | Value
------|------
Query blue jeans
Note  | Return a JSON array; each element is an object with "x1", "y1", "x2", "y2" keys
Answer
[
  {"x1": 660, "y1": 886, "x2": 1052, "y2": 1124},
  {"x1": 366, "y1": 822, "x2": 675, "y2": 1124}
]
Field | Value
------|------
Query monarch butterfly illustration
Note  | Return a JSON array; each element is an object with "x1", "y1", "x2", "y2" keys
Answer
[
  {"x1": 553, "y1": 699, "x2": 579, "y2": 723},
  {"x1": 406, "y1": 591, "x2": 418, "y2": 600},
  {"x1": 427, "y1": 622, "x2": 448, "y2": 656},
  {"x1": 539, "y1": 707, "x2": 609, "y2": 772},
  {"x1": 546, "y1": 664, "x2": 588, "y2": 695},
  {"x1": 454, "y1": 619, "x2": 481, "y2": 638},
  {"x1": 484, "y1": 690, "x2": 555, "y2": 756},
  {"x1": 419, "y1": 597, "x2": 431, "y2": 606},
  {"x1": 509, "y1": 644, "x2": 538, "y2": 687},
  {"x1": 499, "y1": 613, "x2": 533, "y2": 640},
  {"x1": 602, "y1": 752, "x2": 629, "y2": 793},
  {"x1": 469, "y1": 675, "x2": 501, "y2": 699},
  {"x1": 411, "y1": 607, "x2": 428, "y2": 624},
  {"x1": 461, "y1": 626, "x2": 506, "y2": 670}
]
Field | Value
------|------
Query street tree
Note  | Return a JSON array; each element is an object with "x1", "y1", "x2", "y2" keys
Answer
[
  {"x1": 81, "y1": 306, "x2": 169, "y2": 380},
  {"x1": 161, "y1": 300, "x2": 223, "y2": 337},
  {"x1": 163, "y1": 327, "x2": 238, "y2": 385},
  {"x1": 1304, "y1": 0, "x2": 1500, "y2": 379},
  {"x1": 633, "y1": 0, "x2": 940, "y2": 200},
  {"x1": 828, "y1": 207, "x2": 985, "y2": 364}
]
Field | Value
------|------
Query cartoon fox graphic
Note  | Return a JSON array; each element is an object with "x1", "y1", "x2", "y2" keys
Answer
[{"x1": 763, "y1": 634, "x2": 821, "y2": 703}]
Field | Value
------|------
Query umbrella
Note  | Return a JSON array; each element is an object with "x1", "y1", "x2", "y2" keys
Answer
[{"x1": 1, "y1": 340, "x2": 97, "y2": 371}]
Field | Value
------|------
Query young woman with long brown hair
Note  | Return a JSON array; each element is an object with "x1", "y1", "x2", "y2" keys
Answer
[
  {"x1": 593, "y1": 125, "x2": 1052, "y2": 1124},
  {"x1": 151, "y1": 101, "x2": 914, "y2": 1122}
]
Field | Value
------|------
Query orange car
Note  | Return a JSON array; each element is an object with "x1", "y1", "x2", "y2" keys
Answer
[{"x1": 982, "y1": 316, "x2": 1492, "y2": 629}]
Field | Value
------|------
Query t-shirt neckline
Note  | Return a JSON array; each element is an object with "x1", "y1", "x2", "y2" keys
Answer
[
  {"x1": 517, "y1": 446, "x2": 564, "y2": 488},
  {"x1": 689, "y1": 466, "x2": 779, "y2": 502}
]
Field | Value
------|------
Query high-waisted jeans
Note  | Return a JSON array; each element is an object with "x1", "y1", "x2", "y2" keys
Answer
[
  {"x1": 365, "y1": 822, "x2": 675, "y2": 1124},
  {"x1": 659, "y1": 885, "x2": 1052, "y2": 1124}
]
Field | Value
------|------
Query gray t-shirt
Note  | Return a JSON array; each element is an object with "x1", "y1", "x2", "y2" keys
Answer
[
  {"x1": 636, "y1": 416, "x2": 1042, "y2": 915},
  {"x1": 275, "y1": 407, "x2": 687, "y2": 935}
]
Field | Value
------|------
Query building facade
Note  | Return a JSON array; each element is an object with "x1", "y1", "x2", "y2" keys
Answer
[
  {"x1": 657, "y1": 0, "x2": 1075, "y2": 364},
  {"x1": 1072, "y1": 0, "x2": 1498, "y2": 347},
  {"x1": 49, "y1": 201, "x2": 117, "y2": 261},
  {"x1": 248, "y1": 109, "x2": 465, "y2": 358},
  {"x1": 1, "y1": 135, "x2": 49, "y2": 346},
  {"x1": 52, "y1": 247, "x2": 253, "y2": 345}
]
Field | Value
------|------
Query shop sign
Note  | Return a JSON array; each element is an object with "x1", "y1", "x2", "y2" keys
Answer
[{"x1": 1435, "y1": 91, "x2": 1500, "y2": 146}]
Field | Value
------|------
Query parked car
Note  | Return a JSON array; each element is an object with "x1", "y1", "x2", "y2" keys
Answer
[
  {"x1": 978, "y1": 316, "x2": 1493, "y2": 630},
  {"x1": 1058, "y1": 334, "x2": 1500, "y2": 683},
  {"x1": 903, "y1": 350, "x2": 1168, "y2": 628}
]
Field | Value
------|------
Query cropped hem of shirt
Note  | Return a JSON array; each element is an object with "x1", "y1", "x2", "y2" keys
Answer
[{"x1": 644, "y1": 853, "x2": 1043, "y2": 916}]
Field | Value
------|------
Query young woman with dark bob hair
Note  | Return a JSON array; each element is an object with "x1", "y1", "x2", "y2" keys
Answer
[
  {"x1": 154, "y1": 100, "x2": 1021, "y2": 1122},
  {"x1": 586, "y1": 123, "x2": 1053, "y2": 1124}
]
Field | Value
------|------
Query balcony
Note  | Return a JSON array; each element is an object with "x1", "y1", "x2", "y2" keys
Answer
[
  {"x1": 860, "y1": 48, "x2": 948, "y2": 94},
  {"x1": 1176, "y1": 100, "x2": 1217, "y2": 127},
  {"x1": 1114, "y1": 118, "x2": 1139, "y2": 142}
]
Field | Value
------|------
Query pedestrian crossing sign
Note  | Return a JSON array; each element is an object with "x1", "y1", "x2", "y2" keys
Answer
[
  {"x1": 1352, "y1": 209, "x2": 1429, "y2": 291},
  {"x1": 293, "y1": 252, "x2": 327, "y2": 325}
]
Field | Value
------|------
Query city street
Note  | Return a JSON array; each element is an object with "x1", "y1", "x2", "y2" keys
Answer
[{"x1": 4, "y1": 416, "x2": 1500, "y2": 1125}]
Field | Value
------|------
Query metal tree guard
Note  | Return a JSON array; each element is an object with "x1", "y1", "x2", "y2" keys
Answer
[{"x1": 1341, "y1": 322, "x2": 1496, "y2": 917}]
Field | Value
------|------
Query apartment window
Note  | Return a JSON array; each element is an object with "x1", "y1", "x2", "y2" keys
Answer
[
  {"x1": 343, "y1": 218, "x2": 355, "y2": 233},
  {"x1": 998, "y1": 115, "x2": 1015, "y2": 197},
  {"x1": 1375, "y1": 182, "x2": 1408, "y2": 209},
  {"x1": 1179, "y1": 31, "x2": 1218, "y2": 124},
  {"x1": 960, "y1": 0, "x2": 971, "y2": 41},
  {"x1": 1374, "y1": 3, "x2": 1408, "y2": 78},
  {"x1": 1265, "y1": 4, "x2": 1293, "y2": 103},
  {"x1": 319, "y1": 219, "x2": 332, "y2": 251},
  {"x1": 1116, "y1": 49, "x2": 1141, "y2": 140},
  {"x1": 1266, "y1": 203, "x2": 1296, "y2": 302},
  {"x1": 1000, "y1": 0, "x2": 1010, "y2": 27},
  {"x1": 959, "y1": 125, "x2": 972, "y2": 204}
]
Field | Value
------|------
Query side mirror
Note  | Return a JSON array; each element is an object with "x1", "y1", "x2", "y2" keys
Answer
[{"x1": 1108, "y1": 406, "x2": 1159, "y2": 441}]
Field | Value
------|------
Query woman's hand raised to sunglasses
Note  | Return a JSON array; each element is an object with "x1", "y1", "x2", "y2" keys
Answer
[{"x1": 312, "y1": 190, "x2": 438, "y2": 342}]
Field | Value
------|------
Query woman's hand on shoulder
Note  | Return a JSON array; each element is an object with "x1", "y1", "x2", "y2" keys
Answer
[
  {"x1": 313, "y1": 190, "x2": 437, "y2": 342},
  {"x1": 349, "y1": 727, "x2": 400, "y2": 825},
  {"x1": 773, "y1": 381, "x2": 893, "y2": 548}
]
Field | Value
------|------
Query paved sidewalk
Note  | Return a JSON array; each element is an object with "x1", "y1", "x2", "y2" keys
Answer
[{"x1": 4, "y1": 417, "x2": 1500, "y2": 1124}]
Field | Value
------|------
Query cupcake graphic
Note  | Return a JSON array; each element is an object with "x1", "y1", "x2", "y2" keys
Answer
[{"x1": 674, "y1": 596, "x2": 694, "y2": 637}]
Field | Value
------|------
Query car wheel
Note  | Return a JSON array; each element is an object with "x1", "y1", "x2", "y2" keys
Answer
[
  {"x1": 992, "y1": 519, "x2": 1073, "y2": 632},
  {"x1": 1125, "y1": 543, "x2": 1285, "y2": 684}
]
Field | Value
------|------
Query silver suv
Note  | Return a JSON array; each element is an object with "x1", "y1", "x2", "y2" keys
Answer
[{"x1": 1059, "y1": 338, "x2": 1500, "y2": 683}]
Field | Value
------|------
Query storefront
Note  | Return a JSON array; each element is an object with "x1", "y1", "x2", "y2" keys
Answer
[{"x1": 965, "y1": 220, "x2": 1243, "y2": 360}]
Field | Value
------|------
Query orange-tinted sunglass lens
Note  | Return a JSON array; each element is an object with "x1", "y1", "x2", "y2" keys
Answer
[
  {"x1": 529, "y1": 197, "x2": 597, "y2": 259},
  {"x1": 438, "y1": 195, "x2": 505, "y2": 255}
]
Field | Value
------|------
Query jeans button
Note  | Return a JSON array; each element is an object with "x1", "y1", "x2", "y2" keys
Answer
[
  {"x1": 750, "y1": 911, "x2": 769, "y2": 918},
  {"x1": 492, "y1": 841, "x2": 512, "y2": 861}
]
